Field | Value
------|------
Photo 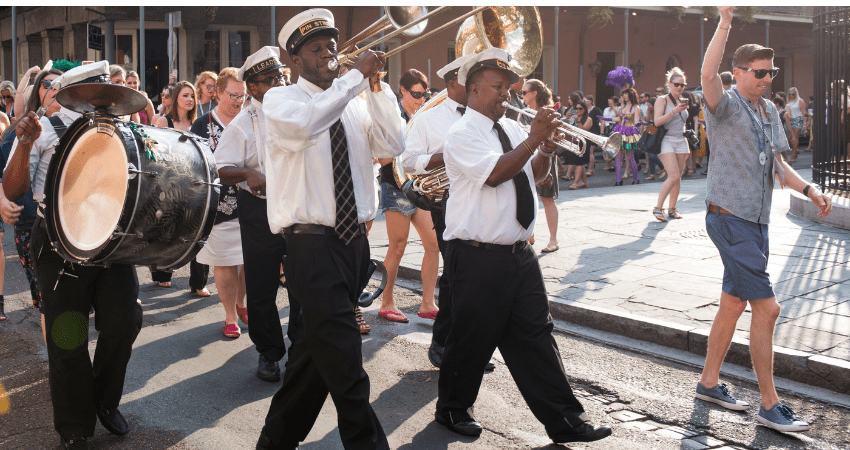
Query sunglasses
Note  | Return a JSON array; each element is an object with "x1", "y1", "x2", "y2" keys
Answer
[
  {"x1": 736, "y1": 67, "x2": 780, "y2": 79},
  {"x1": 407, "y1": 90, "x2": 431, "y2": 100},
  {"x1": 671, "y1": 82, "x2": 687, "y2": 88},
  {"x1": 1, "y1": 95, "x2": 13, "y2": 101},
  {"x1": 251, "y1": 75, "x2": 285, "y2": 87},
  {"x1": 203, "y1": 83, "x2": 215, "y2": 90},
  {"x1": 40, "y1": 79, "x2": 56, "y2": 89}
]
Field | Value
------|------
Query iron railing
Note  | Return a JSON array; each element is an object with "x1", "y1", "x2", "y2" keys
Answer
[{"x1": 812, "y1": 7, "x2": 850, "y2": 193}]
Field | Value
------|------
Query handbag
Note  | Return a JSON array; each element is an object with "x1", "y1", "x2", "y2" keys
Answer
[{"x1": 638, "y1": 122, "x2": 666, "y2": 154}]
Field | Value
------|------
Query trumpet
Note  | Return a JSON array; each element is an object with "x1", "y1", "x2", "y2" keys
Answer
[
  {"x1": 500, "y1": 102, "x2": 623, "y2": 160},
  {"x1": 329, "y1": 7, "x2": 490, "y2": 70}
]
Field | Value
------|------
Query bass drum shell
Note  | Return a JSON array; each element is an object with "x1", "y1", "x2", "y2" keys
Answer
[{"x1": 43, "y1": 115, "x2": 218, "y2": 269}]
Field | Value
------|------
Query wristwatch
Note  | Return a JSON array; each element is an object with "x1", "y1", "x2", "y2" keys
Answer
[{"x1": 803, "y1": 185, "x2": 812, "y2": 197}]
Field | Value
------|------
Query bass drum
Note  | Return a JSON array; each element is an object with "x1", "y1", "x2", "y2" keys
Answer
[{"x1": 43, "y1": 115, "x2": 218, "y2": 269}]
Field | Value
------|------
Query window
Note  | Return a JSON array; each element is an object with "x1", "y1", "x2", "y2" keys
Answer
[
  {"x1": 115, "y1": 34, "x2": 134, "y2": 68},
  {"x1": 199, "y1": 29, "x2": 221, "y2": 73},
  {"x1": 228, "y1": 30, "x2": 251, "y2": 68}
]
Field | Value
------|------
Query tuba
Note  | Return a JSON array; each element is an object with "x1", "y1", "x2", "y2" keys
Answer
[{"x1": 393, "y1": 7, "x2": 543, "y2": 211}]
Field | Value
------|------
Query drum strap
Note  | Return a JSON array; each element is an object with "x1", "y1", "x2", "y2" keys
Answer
[{"x1": 48, "y1": 116, "x2": 67, "y2": 139}]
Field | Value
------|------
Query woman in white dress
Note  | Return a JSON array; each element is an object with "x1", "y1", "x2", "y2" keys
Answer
[{"x1": 191, "y1": 68, "x2": 248, "y2": 338}]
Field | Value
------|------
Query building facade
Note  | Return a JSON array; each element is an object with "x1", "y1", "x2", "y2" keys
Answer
[{"x1": 1, "y1": 6, "x2": 814, "y2": 105}]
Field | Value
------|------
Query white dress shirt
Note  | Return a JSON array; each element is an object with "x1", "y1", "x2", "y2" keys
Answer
[
  {"x1": 263, "y1": 70, "x2": 405, "y2": 232},
  {"x1": 443, "y1": 107, "x2": 538, "y2": 245},
  {"x1": 7, "y1": 107, "x2": 82, "y2": 203},
  {"x1": 215, "y1": 98, "x2": 266, "y2": 195},
  {"x1": 400, "y1": 96, "x2": 463, "y2": 175}
]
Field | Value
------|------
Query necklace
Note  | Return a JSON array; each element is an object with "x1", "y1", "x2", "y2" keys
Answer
[{"x1": 733, "y1": 89, "x2": 770, "y2": 165}]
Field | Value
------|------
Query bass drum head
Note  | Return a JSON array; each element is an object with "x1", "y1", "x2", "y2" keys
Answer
[{"x1": 56, "y1": 125, "x2": 128, "y2": 253}]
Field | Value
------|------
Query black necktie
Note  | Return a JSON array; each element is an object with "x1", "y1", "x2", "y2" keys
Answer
[
  {"x1": 329, "y1": 119, "x2": 359, "y2": 244},
  {"x1": 493, "y1": 122, "x2": 534, "y2": 229},
  {"x1": 456, "y1": 106, "x2": 466, "y2": 115}
]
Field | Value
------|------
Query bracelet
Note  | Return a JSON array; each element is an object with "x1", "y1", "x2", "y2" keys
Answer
[
  {"x1": 803, "y1": 185, "x2": 812, "y2": 197},
  {"x1": 521, "y1": 140, "x2": 535, "y2": 155}
]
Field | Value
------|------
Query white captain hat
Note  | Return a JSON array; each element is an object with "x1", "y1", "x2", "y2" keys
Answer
[
  {"x1": 278, "y1": 8, "x2": 339, "y2": 58},
  {"x1": 457, "y1": 48, "x2": 519, "y2": 87},
  {"x1": 51, "y1": 60, "x2": 110, "y2": 90},
  {"x1": 436, "y1": 54, "x2": 474, "y2": 84},
  {"x1": 239, "y1": 46, "x2": 285, "y2": 82}
]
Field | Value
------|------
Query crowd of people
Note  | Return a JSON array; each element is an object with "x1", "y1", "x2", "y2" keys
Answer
[{"x1": 0, "y1": 6, "x2": 835, "y2": 450}]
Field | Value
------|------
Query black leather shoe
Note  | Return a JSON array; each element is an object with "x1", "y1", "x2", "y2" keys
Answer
[
  {"x1": 435, "y1": 411, "x2": 483, "y2": 436},
  {"x1": 0, "y1": 299, "x2": 6, "y2": 321},
  {"x1": 551, "y1": 422, "x2": 612, "y2": 443},
  {"x1": 97, "y1": 406, "x2": 129, "y2": 436},
  {"x1": 256, "y1": 428, "x2": 272, "y2": 450},
  {"x1": 428, "y1": 342, "x2": 444, "y2": 368},
  {"x1": 257, "y1": 354, "x2": 281, "y2": 382},
  {"x1": 257, "y1": 427, "x2": 300, "y2": 450},
  {"x1": 61, "y1": 437, "x2": 89, "y2": 449}
]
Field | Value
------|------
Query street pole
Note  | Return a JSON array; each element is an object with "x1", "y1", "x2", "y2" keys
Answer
[
  {"x1": 11, "y1": 6, "x2": 17, "y2": 83},
  {"x1": 554, "y1": 6, "x2": 560, "y2": 94},
  {"x1": 140, "y1": 7, "x2": 145, "y2": 92},
  {"x1": 765, "y1": 19, "x2": 770, "y2": 48},
  {"x1": 105, "y1": 17, "x2": 115, "y2": 63},
  {"x1": 271, "y1": 7, "x2": 276, "y2": 47},
  {"x1": 624, "y1": 8, "x2": 629, "y2": 70}
]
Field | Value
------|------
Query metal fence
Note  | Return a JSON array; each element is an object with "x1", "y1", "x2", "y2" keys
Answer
[{"x1": 813, "y1": 6, "x2": 850, "y2": 193}]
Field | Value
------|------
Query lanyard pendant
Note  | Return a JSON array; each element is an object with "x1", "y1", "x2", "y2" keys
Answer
[{"x1": 759, "y1": 152, "x2": 767, "y2": 165}]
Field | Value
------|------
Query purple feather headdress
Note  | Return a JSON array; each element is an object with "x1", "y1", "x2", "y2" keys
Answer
[{"x1": 605, "y1": 66, "x2": 634, "y2": 90}]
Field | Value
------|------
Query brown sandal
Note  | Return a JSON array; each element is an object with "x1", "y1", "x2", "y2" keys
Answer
[
  {"x1": 668, "y1": 207, "x2": 683, "y2": 219},
  {"x1": 653, "y1": 207, "x2": 668, "y2": 222}
]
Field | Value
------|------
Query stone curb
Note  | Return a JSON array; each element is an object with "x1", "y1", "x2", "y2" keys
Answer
[
  {"x1": 394, "y1": 268, "x2": 850, "y2": 395},
  {"x1": 789, "y1": 189, "x2": 850, "y2": 231},
  {"x1": 547, "y1": 297, "x2": 850, "y2": 395}
]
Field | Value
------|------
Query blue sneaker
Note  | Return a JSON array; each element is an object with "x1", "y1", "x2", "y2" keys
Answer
[
  {"x1": 757, "y1": 402, "x2": 810, "y2": 432},
  {"x1": 695, "y1": 382, "x2": 750, "y2": 411}
]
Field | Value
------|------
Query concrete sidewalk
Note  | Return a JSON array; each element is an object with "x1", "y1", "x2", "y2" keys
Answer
[{"x1": 367, "y1": 150, "x2": 850, "y2": 394}]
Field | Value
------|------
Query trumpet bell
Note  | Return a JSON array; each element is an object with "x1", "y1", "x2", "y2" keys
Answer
[
  {"x1": 387, "y1": 6, "x2": 429, "y2": 36},
  {"x1": 602, "y1": 133, "x2": 623, "y2": 159},
  {"x1": 455, "y1": 7, "x2": 543, "y2": 78}
]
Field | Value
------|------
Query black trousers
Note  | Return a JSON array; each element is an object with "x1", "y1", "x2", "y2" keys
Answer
[
  {"x1": 436, "y1": 240, "x2": 586, "y2": 438},
  {"x1": 31, "y1": 220, "x2": 143, "y2": 440},
  {"x1": 237, "y1": 191, "x2": 288, "y2": 361},
  {"x1": 150, "y1": 259, "x2": 208, "y2": 290},
  {"x1": 430, "y1": 209, "x2": 452, "y2": 347},
  {"x1": 263, "y1": 231, "x2": 388, "y2": 450}
]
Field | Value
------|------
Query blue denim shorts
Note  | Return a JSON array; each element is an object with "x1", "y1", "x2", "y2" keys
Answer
[
  {"x1": 381, "y1": 181, "x2": 417, "y2": 216},
  {"x1": 705, "y1": 208, "x2": 775, "y2": 301}
]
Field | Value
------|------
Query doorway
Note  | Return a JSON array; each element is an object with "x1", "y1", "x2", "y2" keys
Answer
[
  {"x1": 143, "y1": 29, "x2": 169, "y2": 103},
  {"x1": 595, "y1": 51, "x2": 618, "y2": 108}
]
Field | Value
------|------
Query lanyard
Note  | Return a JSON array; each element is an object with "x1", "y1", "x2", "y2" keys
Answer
[{"x1": 733, "y1": 89, "x2": 771, "y2": 164}]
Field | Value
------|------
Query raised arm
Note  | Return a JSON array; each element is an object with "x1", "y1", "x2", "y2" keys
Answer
[{"x1": 702, "y1": 7, "x2": 735, "y2": 114}]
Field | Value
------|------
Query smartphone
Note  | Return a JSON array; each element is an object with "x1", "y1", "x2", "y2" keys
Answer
[{"x1": 171, "y1": 69, "x2": 178, "y2": 80}]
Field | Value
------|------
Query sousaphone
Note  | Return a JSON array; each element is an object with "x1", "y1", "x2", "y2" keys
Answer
[{"x1": 393, "y1": 7, "x2": 543, "y2": 211}]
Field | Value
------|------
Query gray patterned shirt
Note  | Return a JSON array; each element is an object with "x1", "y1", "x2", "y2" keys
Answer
[{"x1": 705, "y1": 89, "x2": 791, "y2": 224}]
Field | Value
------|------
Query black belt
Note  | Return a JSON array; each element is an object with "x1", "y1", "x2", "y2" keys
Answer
[
  {"x1": 457, "y1": 239, "x2": 528, "y2": 254},
  {"x1": 284, "y1": 223, "x2": 368, "y2": 238}
]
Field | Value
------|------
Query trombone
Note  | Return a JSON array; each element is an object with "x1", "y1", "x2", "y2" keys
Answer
[
  {"x1": 501, "y1": 102, "x2": 623, "y2": 160},
  {"x1": 328, "y1": 6, "x2": 490, "y2": 70}
]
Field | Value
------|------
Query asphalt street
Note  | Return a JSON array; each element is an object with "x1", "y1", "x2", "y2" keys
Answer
[{"x1": 1, "y1": 271, "x2": 849, "y2": 449}]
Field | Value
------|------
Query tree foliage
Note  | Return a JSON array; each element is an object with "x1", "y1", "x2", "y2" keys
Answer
[{"x1": 588, "y1": 7, "x2": 614, "y2": 29}]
